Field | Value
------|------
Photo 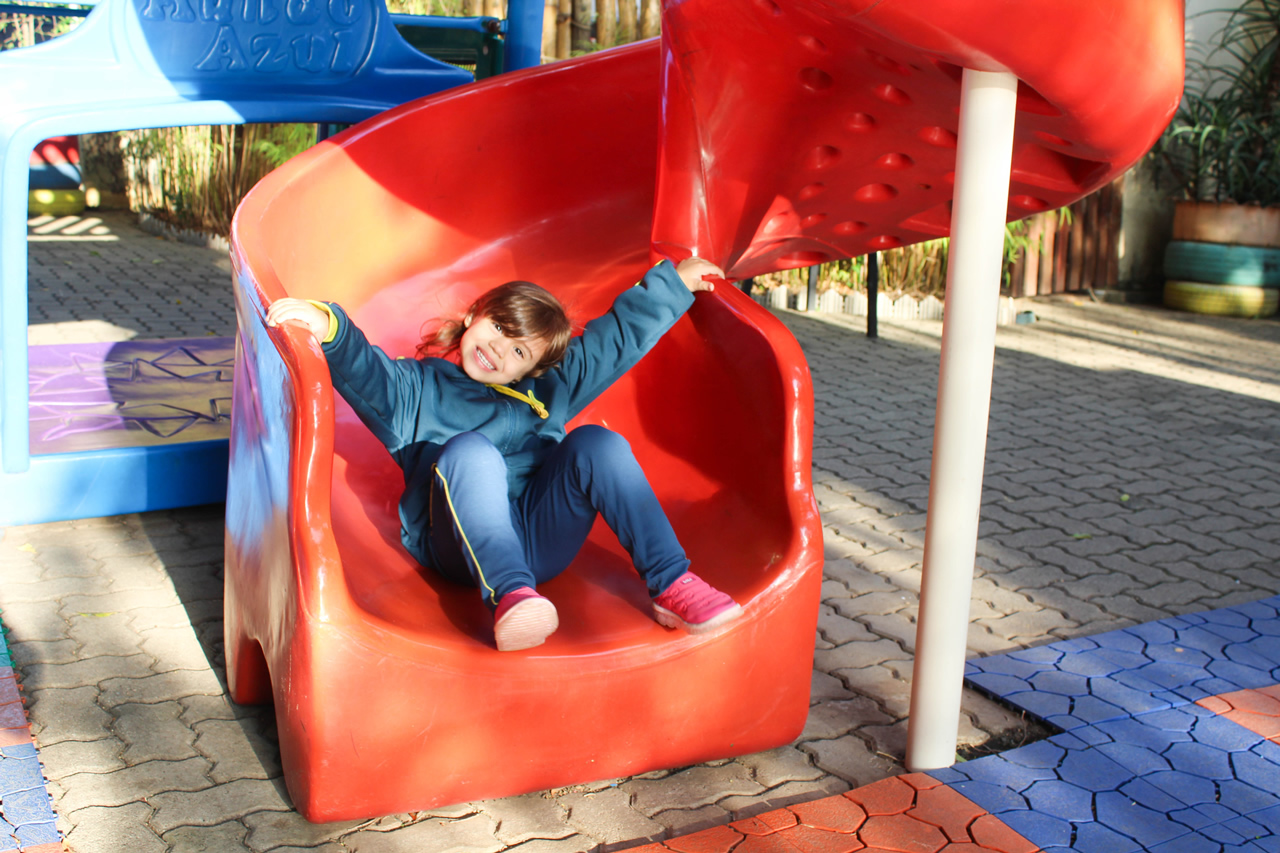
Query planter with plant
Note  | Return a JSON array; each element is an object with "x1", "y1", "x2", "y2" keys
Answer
[{"x1": 1157, "y1": 0, "x2": 1280, "y2": 317}]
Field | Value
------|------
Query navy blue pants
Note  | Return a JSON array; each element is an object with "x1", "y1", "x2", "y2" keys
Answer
[{"x1": 425, "y1": 425, "x2": 691, "y2": 608}]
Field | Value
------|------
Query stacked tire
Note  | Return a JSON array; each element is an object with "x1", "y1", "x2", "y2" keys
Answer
[{"x1": 1164, "y1": 202, "x2": 1280, "y2": 318}]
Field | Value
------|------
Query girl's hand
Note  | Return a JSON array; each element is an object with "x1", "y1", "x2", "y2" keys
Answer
[
  {"x1": 675, "y1": 257, "x2": 726, "y2": 293},
  {"x1": 266, "y1": 297, "x2": 330, "y2": 341}
]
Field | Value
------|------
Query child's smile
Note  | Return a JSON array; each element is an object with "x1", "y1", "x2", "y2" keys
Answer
[{"x1": 459, "y1": 314, "x2": 548, "y2": 385}]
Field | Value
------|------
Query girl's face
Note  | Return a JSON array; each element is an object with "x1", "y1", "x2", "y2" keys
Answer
[{"x1": 458, "y1": 313, "x2": 548, "y2": 385}]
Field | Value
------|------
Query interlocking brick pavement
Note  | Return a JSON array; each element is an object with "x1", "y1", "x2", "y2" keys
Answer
[{"x1": 6, "y1": 212, "x2": 1280, "y2": 850}]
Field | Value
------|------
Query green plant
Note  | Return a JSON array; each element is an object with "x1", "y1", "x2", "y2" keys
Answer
[{"x1": 1156, "y1": 0, "x2": 1280, "y2": 206}]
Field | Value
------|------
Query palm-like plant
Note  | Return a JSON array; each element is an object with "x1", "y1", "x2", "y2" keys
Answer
[{"x1": 1159, "y1": 0, "x2": 1280, "y2": 207}]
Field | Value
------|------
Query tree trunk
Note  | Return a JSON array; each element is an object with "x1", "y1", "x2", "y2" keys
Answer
[
  {"x1": 597, "y1": 0, "x2": 616, "y2": 47},
  {"x1": 638, "y1": 0, "x2": 659, "y2": 39},
  {"x1": 617, "y1": 0, "x2": 636, "y2": 44}
]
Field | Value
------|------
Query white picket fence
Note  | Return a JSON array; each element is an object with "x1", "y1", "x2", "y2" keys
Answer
[{"x1": 755, "y1": 286, "x2": 1019, "y2": 326}]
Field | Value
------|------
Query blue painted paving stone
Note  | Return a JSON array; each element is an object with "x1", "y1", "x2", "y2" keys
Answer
[
  {"x1": 0, "y1": 786, "x2": 56, "y2": 827},
  {"x1": 1143, "y1": 769, "x2": 1223, "y2": 808},
  {"x1": 1128, "y1": 620, "x2": 1181, "y2": 646},
  {"x1": 1146, "y1": 642, "x2": 1213, "y2": 667},
  {"x1": 1148, "y1": 833, "x2": 1236, "y2": 853},
  {"x1": 1170, "y1": 626, "x2": 1234, "y2": 658},
  {"x1": 1190, "y1": 714, "x2": 1268, "y2": 752},
  {"x1": 926, "y1": 767, "x2": 967, "y2": 785},
  {"x1": 1022, "y1": 779, "x2": 1094, "y2": 821},
  {"x1": 964, "y1": 672, "x2": 1033, "y2": 699},
  {"x1": 1064, "y1": 724, "x2": 1114, "y2": 746},
  {"x1": 1007, "y1": 690, "x2": 1073, "y2": 720},
  {"x1": 0, "y1": 754, "x2": 46, "y2": 796},
  {"x1": 1216, "y1": 780, "x2": 1280, "y2": 816},
  {"x1": 1141, "y1": 705, "x2": 1206, "y2": 735},
  {"x1": 1057, "y1": 747, "x2": 1135, "y2": 792},
  {"x1": 1221, "y1": 814, "x2": 1270, "y2": 843},
  {"x1": 957, "y1": 753, "x2": 1058, "y2": 791},
  {"x1": 1058, "y1": 651, "x2": 1126, "y2": 678},
  {"x1": 1164, "y1": 741, "x2": 1234, "y2": 780},
  {"x1": 1248, "y1": 804, "x2": 1280, "y2": 834},
  {"x1": 1124, "y1": 661, "x2": 1211, "y2": 692},
  {"x1": 1005, "y1": 738, "x2": 1068, "y2": 769},
  {"x1": 1094, "y1": 789, "x2": 1193, "y2": 847},
  {"x1": 966, "y1": 654, "x2": 1045, "y2": 679},
  {"x1": 1030, "y1": 669, "x2": 1091, "y2": 697},
  {"x1": 1055, "y1": 637, "x2": 1102, "y2": 655},
  {"x1": 1120, "y1": 776, "x2": 1196, "y2": 813},
  {"x1": 948, "y1": 779, "x2": 1033, "y2": 815},
  {"x1": 1068, "y1": 818, "x2": 1145, "y2": 853},
  {"x1": 14, "y1": 821, "x2": 59, "y2": 846},
  {"x1": 1009, "y1": 645, "x2": 1065, "y2": 665},
  {"x1": 996, "y1": 809, "x2": 1075, "y2": 849},
  {"x1": 1095, "y1": 741, "x2": 1173, "y2": 776},
  {"x1": 1093, "y1": 629, "x2": 1151, "y2": 654},
  {"x1": 1208, "y1": 657, "x2": 1277, "y2": 691},
  {"x1": 1089, "y1": 677, "x2": 1172, "y2": 715},
  {"x1": 1167, "y1": 805, "x2": 1217, "y2": 830}
]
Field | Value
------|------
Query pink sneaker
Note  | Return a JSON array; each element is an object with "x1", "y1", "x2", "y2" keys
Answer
[
  {"x1": 652, "y1": 572, "x2": 743, "y2": 633},
  {"x1": 494, "y1": 587, "x2": 559, "y2": 651}
]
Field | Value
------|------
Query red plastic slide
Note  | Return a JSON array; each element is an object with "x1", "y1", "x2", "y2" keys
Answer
[{"x1": 226, "y1": 0, "x2": 1182, "y2": 822}]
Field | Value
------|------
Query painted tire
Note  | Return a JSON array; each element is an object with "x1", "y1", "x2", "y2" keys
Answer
[
  {"x1": 1163, "y1": 240, "x2": 1280, "y2": 286},
  {"x1": 28, "y1": 189, "x2": 85, "y2": 216},
  {"x1": 1163, "y1": 279, "x2": 1279, "y2": 318}
]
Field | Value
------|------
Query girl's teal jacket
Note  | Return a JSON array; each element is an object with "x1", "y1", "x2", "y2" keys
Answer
[{"x1": 319, "y1": 259, "x2": 695, "y2": 565}]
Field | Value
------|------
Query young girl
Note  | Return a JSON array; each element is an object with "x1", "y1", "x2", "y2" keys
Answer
[{"x1": 266, "y1": 257, "x2": 743, "y2": 651}]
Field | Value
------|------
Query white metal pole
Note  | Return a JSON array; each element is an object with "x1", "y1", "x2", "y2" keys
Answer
[{"x1": 905, "y1": 68, "x2": 1018, "y2": 771}]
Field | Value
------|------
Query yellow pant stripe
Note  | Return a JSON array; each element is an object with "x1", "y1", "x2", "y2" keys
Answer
[{"x1": 433, "y1": 466, "x2": 498, "y2": 604}]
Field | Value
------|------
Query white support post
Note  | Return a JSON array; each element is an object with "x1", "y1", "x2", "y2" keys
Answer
[{"x1": 905, "y1": 68, "x2": 1018, "y2": 771}]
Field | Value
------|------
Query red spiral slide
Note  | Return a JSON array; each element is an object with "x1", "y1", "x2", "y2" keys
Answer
[{"x1": 225, "y1": 0, "x2": 1183, "y2": 822}]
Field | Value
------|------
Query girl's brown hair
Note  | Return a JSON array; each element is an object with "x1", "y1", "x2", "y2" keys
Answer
[{"x1": 417, "y1": 281, "x2": 573, "y2": 377}]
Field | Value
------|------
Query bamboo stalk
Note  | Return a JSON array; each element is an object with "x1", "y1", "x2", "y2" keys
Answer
[
  {"x1": 638, "y1": 0, "x2": 658, "y2": 38},
  {"x1": 556, "y1": 0, "x2": 571, "y2": 57},
  {"x1": 617, "y1": 0, "x2": 636, "y2": 43},
  {"x1": 597, "y1": 0, "x2": 615, "y2": 47}
]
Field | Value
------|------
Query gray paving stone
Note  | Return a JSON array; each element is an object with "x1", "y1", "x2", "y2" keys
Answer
[
  {"x1": 561, "y1": 787, "x2": 664, "y2": 848},
  {"x1": 63, "y1": 802, "x2": 166, "y2": 853},
  {"x1": 193, "y1": 718, "x2": 279, "y2": 783},
  {"x1": 141, "y1": 626, "x2": 215, "y2": 673},
  {"x1": 115, "y1": 701, "x2": 198, "y2": 765},
  {"x1": 27, "y1": 686, "x2": 113, "y2": 745},
  {"x1": 56, "y1": 757, "x2": 214, "y2": 814},
  {"x1": 500, "y1": 838, "x2": 595, "y2": 853},
  {"x1": 800, "y1": 696, "x2": 892, "y2": 742},
  {"x1": 813, "y1": 638, "x2": 911, "y2": 673},
  {"x1": 799, "y1": 735, "x2": 900, "y2": 788},
  {"x1": 243, "y1": 809, "x2": 363, "y2": 852},
  {"x1": 719, "y1": 777, "x2": 850, "y2": 818},
  {"x1": 736, "y1": 747, "x2": 824, "y2": 787},
  {"x1": 37, "y1": 737, "x2": 125, "y2": 779},
  {"x1": 626, "y1": 764, "x2": 763, "y2": 816},
  {"x1": 344, "y1": 814, "x2": 503, "y2": 853},
  {"x1": 479, "y1": 793, "x2": 573, "y2": 845},
  {"x1": 650, "y1": 803, "x2": 729, "y2": 835},
  {"x1": 99, "y1": 668, "x2": 226, "y2": 706},
  {"x1": 65, "y1": 610, "x2": 141, "y2": 659},
  {"x1": 149, "y1": 778, "x2": 291, "y2": 833},
  {"x1": 26, "y1": 654, "x2": 155, "y2": 690},
  {"x1": 164, "y1": 820, "x2": 250, "y2": 852}
]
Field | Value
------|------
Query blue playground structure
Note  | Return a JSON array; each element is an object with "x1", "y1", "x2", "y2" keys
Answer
[{"x1": 0, "y1": 0, "x2": 542, "y2": 524}]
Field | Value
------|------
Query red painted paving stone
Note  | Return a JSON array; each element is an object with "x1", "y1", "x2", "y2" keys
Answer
[
  {"x1": 626, "y1": 783, "x2": 1039, "y2": 853},
  {"x1": 665, "y1": 825, "x2": 744, "y2": 853},
  {"x1": 1197, "y1": 684, "x2": 1280, "y2": 741},
  {"x1": 857, "y1": 812, "x2": 947, "y2": 853},
  {"x1": 908, "y1": 785, "x2": 989, "y2": 843},
  {"x1": 734, "y1": 808, "x2": 801, "y2": 836},
  {"x1": 846, "y1": 776, "x2": 919, "y2": 817},
  {"x1": 790, "y1": 794, "x2": 868, "y2": 833}
]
